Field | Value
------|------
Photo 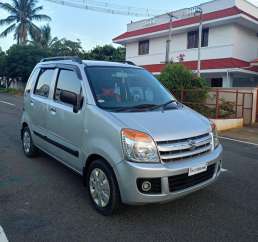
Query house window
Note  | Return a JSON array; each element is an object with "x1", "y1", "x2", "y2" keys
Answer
[
  {"x1": 202, "y1": 28, "x2": 209, "y2": 47},
  {"x1": 138, "y1": 40, "x2": 149, "y2": 55},
  {"x1": 211, "y1": 78, "x2": 223, "y2": 87},
  {"x1": 187, "y1": 28, "x2": 209, "y2": 49}
]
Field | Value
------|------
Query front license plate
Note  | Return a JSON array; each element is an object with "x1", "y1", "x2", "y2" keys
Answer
[{"x1": 188, "y1": 164, "x2": 207, "y2": 176}]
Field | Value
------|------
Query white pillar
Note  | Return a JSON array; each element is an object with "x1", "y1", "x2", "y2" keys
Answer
[{"x1": 222, "y1": 72, "x2": 232, "y2": 87}]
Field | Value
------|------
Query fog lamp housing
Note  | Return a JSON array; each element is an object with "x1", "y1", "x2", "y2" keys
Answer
[{"x1": 142, "y1": 181, "x2": 152, "y2": 192}]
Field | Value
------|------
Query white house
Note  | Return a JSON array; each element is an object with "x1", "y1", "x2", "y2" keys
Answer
[{"x1": 113, "y1": 0, "x2": 258, "y2": 88}]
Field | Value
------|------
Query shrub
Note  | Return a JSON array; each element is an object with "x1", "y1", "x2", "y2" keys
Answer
[
  {"x1": 194, "y1": 99, "x2": 235, "y2": 119},
  {"x1": 158, "y1": 63, "x2": 209, "y2": 110},
  {"x1": 0, "y1": 87, "x2": 23, "y2": 95}
]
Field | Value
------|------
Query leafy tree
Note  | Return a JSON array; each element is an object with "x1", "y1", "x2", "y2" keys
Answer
[
  {"x1": 85, "y1": 45, "x2": 125, "y2": 62},
  {"x1": 0, "y1": 47, "x2": 6, "y2": 77},
  {"x1": 113, "y1": 46, "x2": 126, "y2": 62},
  {"x1": 4, "y1": 44, "x2": 48, "y2": 83},
  {"x1": 49, "y1": 38, "x2": 85, "y2": 57},
  {"x1": 0, "y1": 41, "x2": 125, "y2": 88},
  {"x1": 0, "y1": 0, "x2": 51, "y2": 45},
  {"x1": 31, "y1": 24, "x2": 58, "y2": 48},
  {"x1": 158, "y1": 63, "x2": 209, "y2": 112}
]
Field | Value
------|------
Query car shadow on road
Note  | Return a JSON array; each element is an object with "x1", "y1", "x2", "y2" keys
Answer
[{"x1": 37, "y1": 149, "x2": 222, "y2": 219}]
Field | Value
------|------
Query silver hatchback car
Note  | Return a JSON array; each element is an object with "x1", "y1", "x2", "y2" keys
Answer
[{"x1": 21, "y1": 57, "x2": 223, "y2": 215}]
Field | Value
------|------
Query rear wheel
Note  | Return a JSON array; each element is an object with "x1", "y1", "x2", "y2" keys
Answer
[
  {"x1": 22, "y1": 127, "x2": 38, "y2": 157},
  {"x1": 87, "y1": 159, "x2": 121, "y2": 216}
]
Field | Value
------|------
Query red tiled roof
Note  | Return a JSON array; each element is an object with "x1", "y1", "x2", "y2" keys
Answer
[
  {"x1": 251, "y1": 58, "x2": 258, "y2": 63},
  {"x1": 246, "y1": 66, "x2": 258, "y2": 72},
  {"x1": 142, "y1": 58, "x2": 257, "y2": 73},
  {"x1": 113, "y1": 7, "x2": 258, "y2": 42}
]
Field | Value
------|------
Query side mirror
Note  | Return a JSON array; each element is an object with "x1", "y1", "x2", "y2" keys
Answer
[
  {"x1": 60, "y1": 90, "x2": 84, "y2": 113},
  {"x1": 60, "y1": 90, "x2": 77, "y2": 106},
  {"x1": 74, "y1": 95, "x2": 84, "y2": 113},
  {"x1": 59, "y1": 90, "x2": 78, "y2": 112}
]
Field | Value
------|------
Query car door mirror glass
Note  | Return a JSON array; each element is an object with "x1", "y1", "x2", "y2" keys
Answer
[{"x1": 60, "y1": 90, "x2": 77, "y2": 106}]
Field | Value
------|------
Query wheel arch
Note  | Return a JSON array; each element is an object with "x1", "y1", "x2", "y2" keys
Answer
[
  {"x1": 83, "y1": 154, "x2": 120, "y2": 195},
  {"x1": 21, "y1": 122, "x2": 29, "y2": 139}
]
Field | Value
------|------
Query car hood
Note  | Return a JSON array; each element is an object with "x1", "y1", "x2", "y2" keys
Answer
[{"x1": 110, "y1": 106, "x2": 211, "y2": 141}]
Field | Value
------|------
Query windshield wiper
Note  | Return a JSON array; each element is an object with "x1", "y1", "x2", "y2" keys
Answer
[
  {"x1": 105, "y1": 102, "x2": 177, "y2": 112},
  {"x1": 129, "y1": 104, "x2": 159, "y2": 110},
  {"x1": 152, "y1": 100, "x2": 177, "y2": 111},
  {"x1": 108, "y1": 104, "x2": 159, "y2": 112},
  {"x1": 105, "y1": 107, "x2": 130, "y2": 112}
]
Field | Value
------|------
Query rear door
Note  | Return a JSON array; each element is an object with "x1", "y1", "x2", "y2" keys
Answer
[
  {"x1": 46, "y1": 66, "x2": 85, "y2": 171},
  {"x1": 29, "y1": 67, "x2": 57, "y2": 149}
]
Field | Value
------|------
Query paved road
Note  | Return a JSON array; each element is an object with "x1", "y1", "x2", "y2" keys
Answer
[
  {"x1": 0, "y1": 94, "x2": 258, "y2": 242},
  {"x1": 221, "y1": 123, "x2": 258, "y2": 145}
]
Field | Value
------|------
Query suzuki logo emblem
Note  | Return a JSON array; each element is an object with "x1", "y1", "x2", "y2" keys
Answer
[{"x1": 188, "y1": 139, "x2": 197, "y2": 150}]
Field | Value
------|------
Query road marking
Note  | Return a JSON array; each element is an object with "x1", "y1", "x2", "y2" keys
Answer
[
  {"x1": 221, "y1": 168, "x2": 228, "y2": 172},
  {"x1": 0, "y1": 100, "x2": 16, "y2": 107},
  {"x1": 0, "y1": 226, "x2": 8, "y2": 242},
  {"x1": 219, "y1": 136, "x2": 258, "y2": 147}
]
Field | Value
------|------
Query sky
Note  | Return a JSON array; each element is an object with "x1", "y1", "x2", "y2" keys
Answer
[{"x1": 0, "y1": 0, "x2": 257, "y2": 51}]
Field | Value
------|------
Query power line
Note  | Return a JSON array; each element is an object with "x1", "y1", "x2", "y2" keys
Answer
[{"x1": 44, "y1": 0, "x2": 165, "y2": 17}]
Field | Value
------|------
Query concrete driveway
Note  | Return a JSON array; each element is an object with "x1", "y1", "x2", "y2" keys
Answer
[{"x1": 221, "y1": 123, "x2": 258, "y2": 145}]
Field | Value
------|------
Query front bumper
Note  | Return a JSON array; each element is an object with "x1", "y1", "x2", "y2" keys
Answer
[{"x1": 115, "y1": 144, "x2": 223, "y2": 205}]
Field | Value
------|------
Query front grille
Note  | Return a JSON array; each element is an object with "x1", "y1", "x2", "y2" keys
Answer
[
  {"x1": 157, "y1": 133, "x2": 212, "y2": 162},
  {"x1": 168, "y1": 164, "x2": 216, "y2": 192}
]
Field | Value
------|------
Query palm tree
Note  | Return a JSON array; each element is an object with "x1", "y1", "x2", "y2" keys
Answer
[
  {"x1": 0, "y1": 0, "x2": 51, "y2": 45},
  {"x1": 32, "y1": 24, "x2": 58, "y2": 48}
]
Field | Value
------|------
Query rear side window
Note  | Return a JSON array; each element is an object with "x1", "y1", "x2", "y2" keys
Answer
[
  {"x1": 54, "y1": 69, "x2": 81, "y2": 102},
  {"x1": 34, "y1": 69, "x2": 55, "y2": 97},
  {"x1": 25, "y1": 68, "x2": 40, "y2": 93}
]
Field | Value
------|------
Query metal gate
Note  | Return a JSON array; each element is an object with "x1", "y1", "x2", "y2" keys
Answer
[{"x1": 173, "y1": 89, "x2": 255, "y2": 125}]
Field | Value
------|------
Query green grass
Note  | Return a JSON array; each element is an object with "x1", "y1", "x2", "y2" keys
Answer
[{"x1": 0, "y1": 87, "x2": 23, "y2": 95}]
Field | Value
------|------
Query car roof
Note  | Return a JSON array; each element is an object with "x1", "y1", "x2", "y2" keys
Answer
[
  {"x1": 38, "y1": 58, "x2": 142, "y2": 69},
  {"x1": 83, "y1": 60, "x2": 141, "y2": 69}
]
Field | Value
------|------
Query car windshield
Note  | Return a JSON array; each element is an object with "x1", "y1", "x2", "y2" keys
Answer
[{"x1": 85, "y1": 66, "x2": 175, "y2": 111}]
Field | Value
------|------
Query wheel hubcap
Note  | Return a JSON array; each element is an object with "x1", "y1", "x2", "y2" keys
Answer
[
  {"x1": 89, "y1": 168, "x2": 110, "y2": 208},
  {"x1": 23, "y1": 131, "x2": 31, "y2": 153}
]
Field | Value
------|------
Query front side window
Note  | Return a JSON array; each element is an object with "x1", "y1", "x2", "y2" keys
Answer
[
  {"x1": 86, "y1": 67, "x2": 174, "y2": 111},
  {"x1": 54, "y1": 69, "x2": 81, "y2": 103},
  {"x1": 138, "y1": 40, "x2": 149, "y2": 55},
  {"x1": 34, "y1": 69, "x2": 55, "y2": 97},
  {"x1": 187, "y1": 28, "x2": 209, "y2": 49}
]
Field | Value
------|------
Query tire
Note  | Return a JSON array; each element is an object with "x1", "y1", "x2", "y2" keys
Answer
[
  {"x1": 86, "y1": 159, "x2": 121, "y2": 216},
  {"x1": 22, "y1": 127, "x2": 38, "y2": 157}
]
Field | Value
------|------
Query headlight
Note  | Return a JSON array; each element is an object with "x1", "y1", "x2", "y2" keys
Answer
[
  {"x1": 121, "y1": 129, "x2": 159, "y2": 163},
  {"x1": 210, "y1": 121, "x2": 220, "y2": 149}
]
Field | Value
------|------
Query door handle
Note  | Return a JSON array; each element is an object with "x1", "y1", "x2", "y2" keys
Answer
[
  {"x1": 49, "y1": 107, "x2": 56, "y2": 114},
  {"x1": 25, "y1": 90, "x2": 30, "y2": 96}
]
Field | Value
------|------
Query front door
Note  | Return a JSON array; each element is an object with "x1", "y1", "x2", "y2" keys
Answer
[{"x1": 46, "y1": 67, "x2": 85, "y2": 172}]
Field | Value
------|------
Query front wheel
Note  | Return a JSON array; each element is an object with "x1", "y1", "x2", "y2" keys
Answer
[
  {"x1": 87, "y1": 159, "x2": 121, "y2": 216},
  {"x1": 22, "y1": 127, "x2": 38, "y2": 157}
]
